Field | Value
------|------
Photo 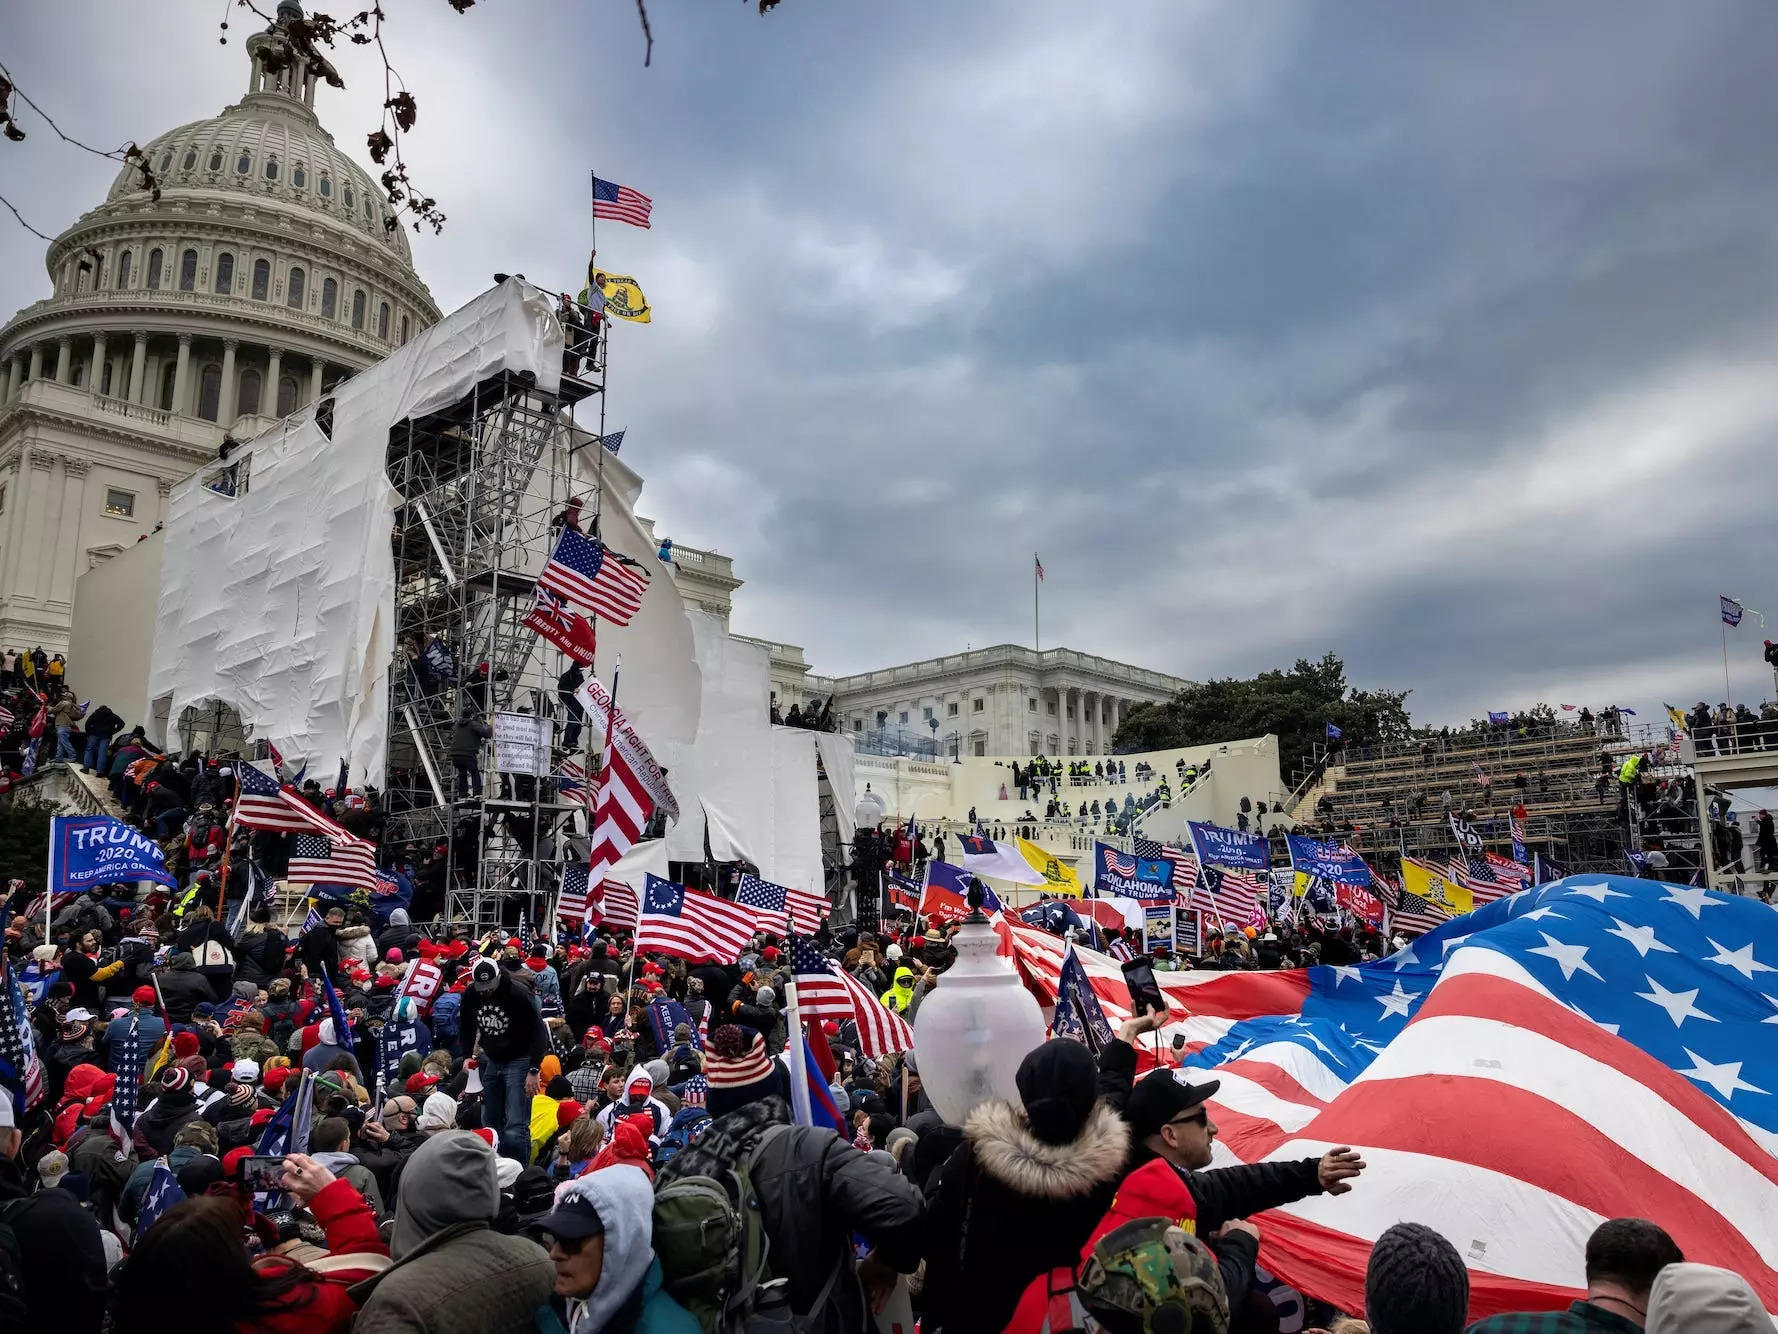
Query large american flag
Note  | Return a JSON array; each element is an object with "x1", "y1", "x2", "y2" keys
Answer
[
  {"x1": 1149, "y1": 841, "x2": 1265, "y2": 928},
  {"x1": 635, "y1": 876, "x2": 755, "y2": 963},
  {"x1": 789, "y1": 935, "x2": 913, "y2": 1059},
  {"x1": 538, "y1": 529, "x2": 650, "y2": 626},
  {"x1": 564, "y1": 676, "x2": 676, "y2": 929},
  {"x1": 997, "y1": 877, "x2": 1778, "y2": 1321},
  {"x1": 736, "y1": 874, "x2": 829, "y2": 936},
  {"x1": 591, "y1": 174, "x2": 653, "y2": 229},
  {"x1": 0, "y1": 952, "x2": 46, "y2": 1111},
  {"x1": 234, "y1": 759, "x2": 324, "y2": 833},
  {"x1": 287, "y1": 828, "x2": 378, "y2": 891},
  {"x1": 557, "y1": 864, "x2": 640, "y2": 931}
]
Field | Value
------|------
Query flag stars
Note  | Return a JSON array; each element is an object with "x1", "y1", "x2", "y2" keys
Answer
[
  {"x1": 1388, "y1": 942, "x2": 1422, "y2": 972},
  {"x1": 1661, "y1": 884, "x2": 1725, "y2": 921},
  {"x1": 1330, "y1": 965, "x2": 1364, "y2": 988},
  {"x1": 1517, "y1": 906, "x2": 1566, "y2": 924},
  {"x1": 1703, "y1": 939, "x2": 1775, "y2": 981},
  {"x1": 1377, "y1": 979, "x2": 1420, "y2": 1020},
  {"x1": 1675, "y1": 1049, "x2": 1766, "y2": 1102},
  {"x1": 1604, "y1": 918, "x2": 1677, "y2": 958},
  {"x1": 1563, "y1": 882, "x2": 1628, "y2": 904},
  {"x1": 1526, "y1": 932, "x2": 1605, "y2": 982},
  {"x1": 1636, "y1": 975, "x2": 1718, "y2": 1029}
]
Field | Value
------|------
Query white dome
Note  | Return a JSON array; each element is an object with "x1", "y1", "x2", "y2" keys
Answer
[{"x1": 115, "y1": 96, "x2": 416, "y2": 270}]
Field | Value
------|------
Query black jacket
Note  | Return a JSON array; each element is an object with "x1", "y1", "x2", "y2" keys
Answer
[
  {"x1": 155, "y1": 964, "x2": 215, "y2": 1023},
  {"x1": 657, "y1": 1097, "x2": 924, "y2": 1334},
  {"x1": 232, "y1": 925, "x2": 290, "y2": 986},
  {"x1": 299, "y1": 922, "x2": 342, "y2": 981},
  {"x1": 461, "y1": 973, "x2": 549, "y2": 1065},
  {"x1": 0, "y1": 1156, "x2": 108, "y2": 1334},
  {"x1": 921, "y1": 1098, "x2": 1131, "y2": 1334}
]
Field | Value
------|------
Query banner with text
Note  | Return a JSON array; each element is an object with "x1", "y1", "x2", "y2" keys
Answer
[
  {"x1": 1186, "y1": 820, "x2": 1271, "y2": 872},
  {"x1": 1094, "y1": 841, "x2": 1174, "y2": 901},
  {"x1": 1284, "y1": 834, "x2": 1373, "y2": 887},
  {"x1": 50, "y1": 815, "x2": 178, "y2": 891}
]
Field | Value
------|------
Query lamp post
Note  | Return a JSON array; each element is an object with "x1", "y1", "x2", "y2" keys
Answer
[{"x1": 912, "y1": 883, "x2": 1046, "y2": 1126}]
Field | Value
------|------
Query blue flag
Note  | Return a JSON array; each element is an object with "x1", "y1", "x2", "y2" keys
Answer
[
  {"x1": 1188, "y1": 820, "x2": 1272, "y2": 873},
  {"x1": 647, "y1": 998, "x2": 696, "y2": 1052},
  {"x1": 1284, "y1": 835, "x2": 1373, "y2": 887},
  {"x1": 49, "y1": 815, "x2": 178, "y2": 892},
  {"x1": 794, "y1": 1028, "x2": 848, "y2": 1134},
  {"x1": 1625, "y1": 849, "x2": 1651, "y2": 877},
  {"x1": 926, "y1": 860, "x2": 1002, "y2": 911},
  {"x1": 1094, "y1": 842, "x2": 1174, "y2": 901},
  {"x1": 317, "y1": 967, "x2": 354, "y2": 1044},
  {"x1": 1325, "y1": 722, "x2": 1342, "y2": 740},
  {"x1": 1488, "y1": 710, "x2": 1510, "y2": 725},
  {"x1": 137, "y1": 1163, "x2": 186, "y2": 1234},
  {"x1": 1052, "y1": 946, "x2": 1115, "y2": 1052},
  {"x1": 1533, "y1": 851, "x2": 1568, "y2": 886}
]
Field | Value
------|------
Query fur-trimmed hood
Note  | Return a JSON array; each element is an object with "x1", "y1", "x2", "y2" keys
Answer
[{"x1": 965, "y1": 1097, "x2": 1129, "y2": 1200}]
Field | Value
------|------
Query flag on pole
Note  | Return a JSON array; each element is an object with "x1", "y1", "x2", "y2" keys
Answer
[
  {"x1": 137, "y1": 1163, "x2": 186, "y2": 1234},
  {"x1": 538, "y1": 529, "x2": 650, "y2": 625},
  {"x1": 600, "y1": 429, "x2": 626, "y2": 455},
  {"x1": 789, "y1": 935, "x2": 913, "y2": 1059},
  {"x1": 317, "y1": 967, "x2": 354, "y2": 1043},
  {"x1": 591, "y1": 174, "x2": 654, "y2": 228},
  {"x1": 634, "y1": 876, "x2": 755, "y2": 963},
  {"x1": 287, "y1": 828, "x2": 378, "y2": 891},
  {"x1": 522, "y1": 587, "x2": 598, "y2": 665},
  {"x1": 735, "y1": 874, "x2": 829, "y2": 935},
  {"x1": 0, "y1": 952, "x2": 46, "y2": 1112},
  {"x1": 1034, "y1": 554, "x2": 1045, "y2": 581},
  {"x1": 790, "y1": 1027, "x2": 848, "y2": 1134},
  {"x1": 1052, "y1": 945, "x2": 1115, "y2": 1052},
  {"x1": 233, "y1": 759, "x2": 321, "y2": 832},
  {"x1": 1721, "y1": 595, "x2": 1745, "y2": 627},
  {"x1": 573, "y1": 675, "x2": 677, "y2": 889},
  {"x1": 1325, "y1": 722, "x2": 1342, "y2": 740}
]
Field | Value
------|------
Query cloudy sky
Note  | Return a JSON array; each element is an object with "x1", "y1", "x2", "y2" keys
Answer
[{"x1": 5, "y1": 0, "x2": 1777, "y2": 727}]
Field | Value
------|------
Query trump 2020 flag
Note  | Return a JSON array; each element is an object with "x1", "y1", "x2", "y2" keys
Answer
[{"x1": 49, "y1": 815, "x2": 178, "y2": 892}]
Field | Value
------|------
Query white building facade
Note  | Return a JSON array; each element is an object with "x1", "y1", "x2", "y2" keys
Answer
[{"x1": 0, "y1": 0, "x2": 438, "y2": 653}]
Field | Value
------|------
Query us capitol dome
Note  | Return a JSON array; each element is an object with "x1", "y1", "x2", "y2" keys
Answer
[{"x1": 0, "y1": 0, "x2": 440, "y2": 652}]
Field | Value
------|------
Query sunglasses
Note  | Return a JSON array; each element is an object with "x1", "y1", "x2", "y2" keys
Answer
[
  {"x1": 545, "y1": 1232, "x2": 592, "y2": 1255},
  {"x1": 1166, "y1": 1110, "x2": 1208, "y2": 1130}
]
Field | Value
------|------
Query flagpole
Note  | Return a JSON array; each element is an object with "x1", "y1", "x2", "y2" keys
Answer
[
  {"x1": 783, "y1": 966, "x2": 814, "y2": 1128},
  {"x1": 214, "y1": 774, "x2": 243, "y2": 920},
  {"x1": 1722, "y1": 621, "x2": 1733, "y2": 714},
  {"x1": 44, "y1": 820, "x2": 54, "y2": 942},
  {"x1": 1033, "y1": 554, "x2": 1040, "y2": 652}
]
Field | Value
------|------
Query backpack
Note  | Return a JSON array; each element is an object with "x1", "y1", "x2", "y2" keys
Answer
[
  {"x1": 0, "y1": 1199, "x2": 31, "y2": 1327},
  {"x1": 652, "y1": 1124, "x2": 848, "y2": 1334},
  {"x1": 431, "y1": 990, "x2": 461, "y2": 1039},
  {"x1": 656, "y1": 1107, "x2": 710, "y2": 1166}
]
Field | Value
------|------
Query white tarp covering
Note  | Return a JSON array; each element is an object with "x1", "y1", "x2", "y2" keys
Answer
[
  {"x1": 147, "y1": 280, "x2": 563, "y2": 783},
  {"x1": 813, "y1": 731, "x2": 858, "y2": 845}
]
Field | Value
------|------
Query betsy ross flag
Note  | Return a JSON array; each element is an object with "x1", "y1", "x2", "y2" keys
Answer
[
  {"x1": 538, "y1": 529, "x2": 650, "y2": 625},
  {"x1": 288, "y1": 827, "x2": 378, "y2": 891},
  {"x1": 635, "y1": 875, "x2": 754, "y2": 963},
  {"x1": 789, "y1": 935, "x2": 912, "y2": 1059},
  {"x1": 523, "y1": 587, "x2": 598, "y2": 665},
  {"x1": 591, "y1": 174, "x2": 653, "y2": 228},
  {"x1": 735, "y1": 874, "x2": 828, "y2": 936},
  {"x1": 996, "y1": 878, "x2": 1778, "y2": 1319}
]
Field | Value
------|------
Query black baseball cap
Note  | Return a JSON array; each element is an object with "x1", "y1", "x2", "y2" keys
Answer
[
  {"x1": 536, "y1": 1192, "x2": 606, "y2": 1241},
  {"x1": 1126, "y1": 1069, "x2": 1220, "y2": 1141}
]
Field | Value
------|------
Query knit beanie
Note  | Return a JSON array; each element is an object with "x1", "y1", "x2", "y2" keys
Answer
[
  {"x1": 1365, "y1": 1222, "x2": 1469, "y2": 1334},
  {"x1": 703, "y1": 1025, "x2": 781, "y2": 1119}
]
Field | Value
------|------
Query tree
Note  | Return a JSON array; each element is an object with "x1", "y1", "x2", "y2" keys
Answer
[
  {"x1": 0, "y1": 790, "x2": 52, "y2": 897},
  {"x1": 1111, "y1": 652, "x2": 1413, "y2": 769}
]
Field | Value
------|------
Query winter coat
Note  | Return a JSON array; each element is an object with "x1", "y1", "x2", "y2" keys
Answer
[
  {"x1": 1647, "y1": 1262, "x2": 1771, "y2": 1334},
  {"x1": 155, "y1": 962, "x2": 216, "y2": 1023},
  {"x1": 375, "y1": 909, "x2": 421, "y2": 960},
  {"x1": 133, "y1": 1088, "x2": 207, "y2": 1157},
  {"x1": 654, "y1": 1096, "x2": 924, "y2": 1334},
  {"x1": 176, "y1": 918, "x2": 238, "y2": 998},
  {"x1": 299, "y1": 922, "x2": 342, "y2": 981},
  {"x1": 68, "y1": 1122, "x2": 138, "y2": 1225},
  {"x1": 461, "y1": 972, "x2": 549, "y2": 1065},
  {"x1": 338, "y1": 924, "x2": 378, "y2": 972},
  {"x1": 553, "y1": 1166, "x2": 698, "y2": 1334},
  {"x1": 350, "y1": 1132, "x2": 555, "y2": 1334},
  {"x1": 920, "y1": 1098, "x2": 1131, "y2": 1334},
  {"x1": 0, "y1": 1155, "x2": 108, "y2": 1334},
  {"x1": 240, "y1": 1177, "x2": 391, "y2": 1334},
  {"x1": 233, "y1": 926, "x2": 290, "y2": 987}
]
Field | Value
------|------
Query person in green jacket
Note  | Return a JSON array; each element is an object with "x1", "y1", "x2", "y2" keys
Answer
[{"x1": 880, "y1": 966, "x2": 916, "y2": 1014}]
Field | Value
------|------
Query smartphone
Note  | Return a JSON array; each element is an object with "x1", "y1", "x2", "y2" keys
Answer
[
  {"x1": 1120, "y1": 958, "x2": 1167, "y2": 1018},
  {"x1": 236, "y1": 1154, "x2": 288, "y2": 1193}
]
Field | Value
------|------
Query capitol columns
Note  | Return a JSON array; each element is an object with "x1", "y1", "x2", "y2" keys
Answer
[
  {"x1": 52, "y1": 454, "x2": 92, "y2": 603},
  {"x1": 172, "y1": 333, "x2": 193, "y2": 417},
  {"x1": 266, "y1": 346, "x2": 283, "y2": 408},
  {"x1": 219, "y1": 339, "x2": 240, "y2": 424},
  {"x1": 130, "y1": 332, "x2": 150, "y2": 405},
  {"x1": 91, "y1": 333, "x2": 109, "y2": 395},
  {"x1": 308, "y1": 358, "x2": 324, "y2": 406},
  {"x1": 54, "y1": 337, "x2": 72, "y2": 385},
  {"x1": 26, "y1": 343, "x2": 44, "y2": 384}
]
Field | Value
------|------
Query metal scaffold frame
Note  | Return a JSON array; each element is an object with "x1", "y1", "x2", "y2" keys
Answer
[{"x1": 382, "y1": 315, "x2": 604, "y2": 932}]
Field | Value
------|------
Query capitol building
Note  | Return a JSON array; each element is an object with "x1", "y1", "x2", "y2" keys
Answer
[{"x1": 0, "y1": 0, "x2": 438, "y2": 653}]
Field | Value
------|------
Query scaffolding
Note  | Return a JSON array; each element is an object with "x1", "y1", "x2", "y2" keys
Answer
[{"x1": 381, "y1": 314, "x2": 605, "y2": 931}]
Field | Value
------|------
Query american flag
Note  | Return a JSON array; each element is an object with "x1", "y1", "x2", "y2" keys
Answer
[
  {"x1": 635, "y1": 876, "x2": 755, "y2": 964},
  {"x1": 233, "y1": 759, "x2": 321, "y2": 833},
  {"x1": 1157, "y1": 844, "x2": 1265, "y2": 928},
  {"x1": 287, "y1": 829, "x2": 378, "y2": 891},
  {"x1": 676, "y1": 1073, "x2": 707, "y2": 1109},
  {"x1": 996, "y1": 878, "x2": 1778, "y2": 1319},
  {"x1": 0, "y1": 952, "x2": 46, "y2": 1111},
  {"x1": 574, "y1": 676, "x2": 676, "y2": 924},
  {"x1": 736, "y1": 874, "x2": 829, "y2": 936},
  {"x1": 1386, "y1": 880, "x2": 1447, "y2": 934},
  {"x1": 600, "y1": 429, "x2": 625, "y2": 455},
  {"x1": 556, "y1": 864, "x2": 639, "y2": 931},
  {"x1": 538, "y1": 529, "x2": 650, "y2": 626},
  {"x1": 556, "y1": 758, "x2": 591, "y2": 807},
  {"x1": 1447, "y1": 853, "x2": 1530, "y2": 910},
  {"x1": 789, "y1": 935, "x2": 913, "y2": 1059},
  {"x1": 591, "y1": 174, "x2": 653, "y2": 229}
]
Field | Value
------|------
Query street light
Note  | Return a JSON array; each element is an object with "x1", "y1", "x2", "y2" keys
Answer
[{"x1": 913, "y1": 884, "x2": 1046, "y2": 1126}]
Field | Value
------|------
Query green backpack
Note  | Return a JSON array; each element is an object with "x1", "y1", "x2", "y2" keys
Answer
[{"x1": 652, "y1": 1125, "x2": 846, "y2": 1334}]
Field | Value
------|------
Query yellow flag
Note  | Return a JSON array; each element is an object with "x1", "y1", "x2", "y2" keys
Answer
[
  {"x1": 1665, "y1": 703, "x2": 1688, "y2": 735},
  {"x1": 1292, "y1": 871, "x2": 1313, "y2": 899},
  {"x1": 1401, "y1": 857, "x2": 1472, "y2": 916},
  {"x1": 596, "y1": 272, "x2": 652, "y2": 323},
  {"x1": 1015, "y1": 836, "x2": 1084, "y2": 897}
]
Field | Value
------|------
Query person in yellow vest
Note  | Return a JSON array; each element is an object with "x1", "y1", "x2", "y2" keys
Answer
[
  {"x1": 880, "y1": 966, "x2": 916, "y2": 1014},
  {"x1": 1619, "y1": 753, "x2": 1642, "y2": 786}
]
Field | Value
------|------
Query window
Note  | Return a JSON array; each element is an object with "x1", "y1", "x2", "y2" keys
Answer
[
  {"x1": 852, "y1": 718, "x2": 862, "y2": 732},
  {"x1": 399, "y1": 314, "x2": 409, "y2": 343},
  {"x1": 947, "y1": 702, "x2": 959, "y2": 717},
  {"x1": 159, "y1": 363, "x2": 177, "y2": 411},
  {"x1": 209, "y1": 148, "x2": 224, "y2": 172},
  {"x1": 287, "y1": 266, "x2": 306, "y2": 309},
  {"x1": 147, "y1": 249, "x2": 163, "y2": 290},
  {"x1": 251, "y1": 258, "x2": 269, "y2": 301},
  {"x1": 974, "y1": 740, "x2": 987, "y2": 757},
  {"x1": 923, "y1": 707, "x2": 935, "y2": 721},
  {"x1": 157, "y1": 149, "x2": 173, "y2": 174},
  {"x1": 292, "y1": 162, "x2": 307, "y2": 189},
  {"x1": 350, "y1": 290, "x2": 365, "y2": 330},
  {"x1": 321, "y1": 277, "x2": 337, "y2": 318},
  {"x1": 197, "y1": 364, "x2": 221, "y2": 421},
  {"x1": 1029, "y1": 698, "x2": 1037, "y2": 712},
  {"x1": 343, "y1": 185, "x2": 355, "y2": 211},
  {"x1": 91, "y1": 255, "x2": 105, "y2": 289},
  {"x1": 238, "y1": 368, "x2": 262, "y2": 416},
  {"x1": 377, "y1": 301, "x2": 390, "y2": 339},
  {"x1": 104, "y1": 488, "x2": 136, "y2": 518},
  {"x1": 276, "y1": 375, "x2": 298, "y2": 416},
  {"x1": 973, "y1": 698, "x2": 984, "y2": 713},
  {"x1": 264, "y1": 155, "x2": 279, "y2": 181},
  {"x1": 214, "y1": 251, "x2": 234, "y2": 294},
  {"x1": 118, "y1": 250, "x2": 133, "y2": 288},
  {"x1": 236, "y1": 151, "x2": 251, "y2": 175},
  {"x1": 898, "y1": 711, "x2": 909, "y2": 725},
  {"x1": 1029, "y1": 731, "x2": 1041, "y2": 753},
  {"x1": 1066, "y1": 706, "x2": 1075, "y2": 720},
  {"x1": 182, "y1": 148, "x2": 198, "y2": 171},
  {"x1": 179, "y1": 248, "x2": 198, "y2": 291},
  {"x1": 318, "y1": 174, "x2": 332, "y2": 198},
  {"x1": 1047, "y1": 701, "x2": 1057, "y2": 716}
]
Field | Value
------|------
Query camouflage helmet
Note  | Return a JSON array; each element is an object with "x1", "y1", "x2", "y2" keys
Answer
[{"x1": 1077, "y1": 1218, "x2": 1229, "y2": 1334}]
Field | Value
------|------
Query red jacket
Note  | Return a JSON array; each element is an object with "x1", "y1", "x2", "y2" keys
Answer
[{"x1": 239, "y1": 1178, "x2": 390, "y2": 1334}]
